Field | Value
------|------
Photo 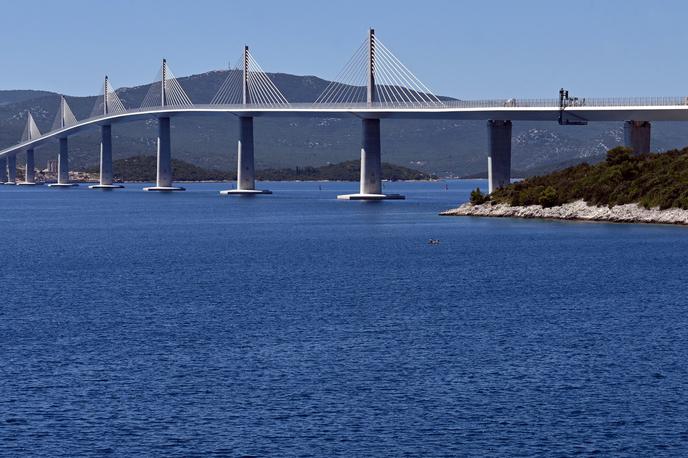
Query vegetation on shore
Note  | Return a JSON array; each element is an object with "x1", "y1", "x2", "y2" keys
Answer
[
  {"x1": 88, "y1": 156, "x2": 434, "y2": 182},
  {"x1": 472, "y1": 146, "x2": 688, "y2": 210},
  {"x1": 85, "y1": 156, "x2": 226, "y2": 182},
  {"x1": 256, "y1": 160, "x2": 435, "y2": 181}
]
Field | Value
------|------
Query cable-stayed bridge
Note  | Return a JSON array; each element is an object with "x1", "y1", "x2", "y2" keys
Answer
[{"x1": 1, "y1": 29, "x2": 686, "y2": 198}]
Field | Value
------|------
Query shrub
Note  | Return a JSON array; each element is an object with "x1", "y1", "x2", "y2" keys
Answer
[
  {"x1": 470, "y1": 187, "x2": 488, "y2": 205},
  {"x1": 606, "y1": 146, "x2": 634, "y2": 165},
  {"x1": 488, "y1": 146, "x2": 688, "y2": 210},
  {"x1": 538, "y1": 186, "x2": 559, "y2": 207}
]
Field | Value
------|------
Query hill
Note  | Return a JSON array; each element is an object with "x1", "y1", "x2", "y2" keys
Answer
[
  {"x1": 88, "y1": 156, "x2": 432, "y2": 182},
  {"x1": 0, "y1": 90, "x2": 54, "y2": 106},
  {"x1": 485, "y1": 147, "x2": 688, "y2": 210}
]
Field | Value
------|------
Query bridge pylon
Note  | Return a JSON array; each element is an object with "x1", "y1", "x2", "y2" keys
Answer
[
  {"x1": 48, "y1": 96, "x2": 79, "y2": 188},
  {"x1": 143, "y1": 60, "x2": 186, "y2": 192},
  {"x1": 242, "y1": 46, "x2": 249, "y2": 105},
  {"x1": 220, "y1": 46, "x2": 271, "y2": 196},
  {"x1": 17, "y1": 112, "x2": 41, "y2": 186},
  {"x1": 336, "y1": 28, "x2": 409, "y2": 200},
  {"x1": 90, "y1": 76, "x2": 125, "y2": 189},
  {"x1": 89, "y1": 76, "x2": 125, "y2": 189},
  {"x1": 367, "y1": 28, "x2": 377, "y2": 106}
]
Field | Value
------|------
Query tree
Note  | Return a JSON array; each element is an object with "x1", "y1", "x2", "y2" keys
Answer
[
  {"x1": 470, "y1": 187, "x2": 488, "y2": 205},
  {"x1": 538, "y1": 186, "x2": 559, "y2": 207},
  {"x1": 606, "y1": 146, "x2": 634, "y2": 165}
]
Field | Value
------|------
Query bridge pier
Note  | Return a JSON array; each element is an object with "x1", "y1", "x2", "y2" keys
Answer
[
  {"x1": 0, "y1": 157, "x2": 6, "y2": 184},
  {"x1": 5, "y1": 153, "x2": 17, "y2": 185},
  {"x1": 17, "y1": 149, "x2": 37, "y2": 185},
  {"x1": 49, "y1": 138, "x2": 78, "y2": 187},
  {"x1": 90, "y1": 124, "x2": 123, "y2": 189},
  {"x1": 220, "y1": 116, "x2": 271, "y2": 195},
  {"x1": 487, "y1": 120, "x2": 512, "y2": 194},
  {"x1": 624, "y1": 121, "x2": 651, "y2": 155},
  {"x1": 144, "y1": 116, "x2": 184, "y2": 192},
  {"x1": 337, "y1": 118, "x2": 404, "y2": 200}
]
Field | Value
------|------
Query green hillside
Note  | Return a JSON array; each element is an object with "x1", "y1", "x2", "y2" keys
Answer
[
  {"x1": 257, "y1": 160, "x2": 435, "y2": 181},
  {"x1": 85, "y1": 156, "x2": 226, "y2": 182},
  {"x1": 484, "y1": 147, "x2": 688, "y2": 210},
  {"x1": 89, "y1": 156, "x2": 432, "y2": 182}
]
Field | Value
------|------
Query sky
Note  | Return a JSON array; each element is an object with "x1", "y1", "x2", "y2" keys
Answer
[{"x1": 0, "y1": 0, "x2": 685, "y2": 99}]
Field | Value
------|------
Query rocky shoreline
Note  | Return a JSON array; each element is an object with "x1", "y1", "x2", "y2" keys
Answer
[{"x1": 440, "y1": 200, "x2": 688, "y2": 226}]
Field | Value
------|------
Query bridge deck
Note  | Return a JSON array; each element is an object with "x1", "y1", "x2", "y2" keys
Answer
[{"x1": 2, "y1": 102, "x2": 688, "y2": 158}]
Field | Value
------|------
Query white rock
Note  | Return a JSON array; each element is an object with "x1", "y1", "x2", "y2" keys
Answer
[{"x1": 439, "y1": 200, "x2": 688, "y2": 225}]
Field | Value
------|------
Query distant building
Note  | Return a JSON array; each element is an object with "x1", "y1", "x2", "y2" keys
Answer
[{"x1": 46, "y1": 160, "x2": 57, "y2": 173}]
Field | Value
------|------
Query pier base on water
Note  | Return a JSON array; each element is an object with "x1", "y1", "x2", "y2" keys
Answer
[
  {"x1": 143, "y1": 186, "x2": 185, "y2": 192},
  {"x1": 220, "y1": 189, "x2": 272, "y2": 196},
  {"x1": 337, "y1": 193, "x2": 405, "y2": 200},
  {"x1": 89, "y1": 184, "x2": 124, "y2": 189},
  {"x1": 48, "y1": 183, "x2": 79, "y2": 188}
]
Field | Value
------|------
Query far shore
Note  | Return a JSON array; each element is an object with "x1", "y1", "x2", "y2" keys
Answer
[
  {"x1": 17, "y1": 178, "x2": 440, "y2": 185},
  {"x1": 440, "y1": 200, "x2": 688, "y2": 226}
]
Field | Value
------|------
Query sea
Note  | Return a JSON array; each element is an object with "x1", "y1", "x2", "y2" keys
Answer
[{"x1": 1, "y1": 180, "x2": 687, "y2": 456}]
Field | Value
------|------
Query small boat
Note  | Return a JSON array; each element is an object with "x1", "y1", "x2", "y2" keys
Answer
[{"x1": 428, "y1": 239, "x2": 440, "y2": 245}]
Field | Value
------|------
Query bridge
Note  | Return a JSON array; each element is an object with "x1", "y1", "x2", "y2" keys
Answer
[{"x1": 0, "y1": 29, "x2": 686, "y2": 198}]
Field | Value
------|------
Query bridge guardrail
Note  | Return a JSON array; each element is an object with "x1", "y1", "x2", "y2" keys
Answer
[{"x1": 76, "y1": 97, "x2": 688, "y2": 127}]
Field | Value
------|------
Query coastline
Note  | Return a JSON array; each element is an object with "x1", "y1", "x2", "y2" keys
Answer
[
  {"x1": 55, "y1": 178, "x2": 439, "y2": 184},
  {"x1": 440, "y1": 200, "x2": 688, "y2": 226}
]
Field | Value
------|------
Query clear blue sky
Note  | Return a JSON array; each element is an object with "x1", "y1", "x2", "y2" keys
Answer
[{"x1": 0, "y1": 0, "x2": 685, "y2": 99}]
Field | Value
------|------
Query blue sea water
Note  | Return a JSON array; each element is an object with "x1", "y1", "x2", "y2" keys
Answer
[{"x1": 1, "y1": 180, "x2": 688, "y2": 456}]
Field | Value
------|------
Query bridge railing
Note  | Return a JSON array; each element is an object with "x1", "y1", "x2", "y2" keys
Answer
[
  {"x1": 73, "y1": 97, "x2": 688, "y2": 126},
  {"x1": 567, "y1": 96, "x2": 688, "y2": 107}
]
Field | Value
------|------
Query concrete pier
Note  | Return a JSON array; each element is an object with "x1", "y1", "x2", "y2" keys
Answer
[
  {"x1": 90, "y1": 124, "x2": 123, "y2": 189},
  {"x1": 144, "y1": 117, "x2": 184, "y2": 191},
  {"x1": 5, "y1": 153, "x2": 17, "y2": 185},
  {"x1": 0, "y1": 157, "x2": 6, "y2": 184},
  {"x1": 220, "y1": 116, "x2": 271, "y2": 195},
  {"x1": 49, "y1": 137, "x2": 78, "y2": 187},
  {"x1": 487, "y1": 120, "x2": 512, "y2": 194},
  {"x1": 17, "y1": 149, "x2": 37, "y2": 185},
  {"x1": 337, "y1": 118, "x2": 404, "y2": 200},
  {"x1": 624, "y1": 120, "x2": 651, "y2": 155}
]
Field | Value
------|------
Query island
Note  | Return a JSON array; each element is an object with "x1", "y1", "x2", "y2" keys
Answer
[{"x1": 441, "y1": 146, "x2": 688, "y2": 225}]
